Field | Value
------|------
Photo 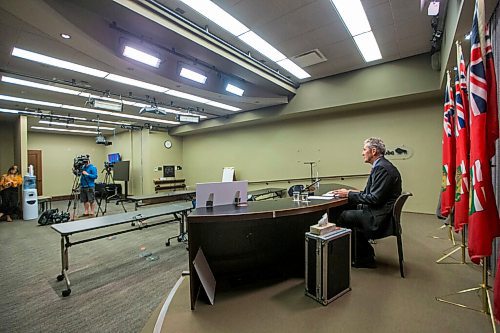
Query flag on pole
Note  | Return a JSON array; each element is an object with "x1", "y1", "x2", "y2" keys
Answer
[
  {"x1": 467, "y1": 0, "x2": 500, "y2": 265},
  {"x1": 453, "y1": 52, "x2": 469, "y2": 231},
  {"x1": 484, "y1": 23, "x2": 499, "y2": 159},
  {"x1": 441, "y1": 71, "x2": 456, "y2": 217}
]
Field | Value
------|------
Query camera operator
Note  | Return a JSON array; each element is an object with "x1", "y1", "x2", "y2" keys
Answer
[{"x1": 79, "y1": 156, "x2": 98, "y2": 217}]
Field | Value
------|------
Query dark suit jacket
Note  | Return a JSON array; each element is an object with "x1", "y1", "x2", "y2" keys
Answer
[{"x1": 348, "y1": 157, "x2": 402, "y2": 238}]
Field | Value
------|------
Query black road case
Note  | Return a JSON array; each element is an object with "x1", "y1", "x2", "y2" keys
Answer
[{"x1": 305, "y1": 228, "x2": 351, "y2": 305}]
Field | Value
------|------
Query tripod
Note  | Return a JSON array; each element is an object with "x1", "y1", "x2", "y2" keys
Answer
[
  {"x1": 66, "y1": 174, "x2": 81, "y2": 221},
  {"x1": 101, "y1": 166, "x2": 126, "y2": 213}
]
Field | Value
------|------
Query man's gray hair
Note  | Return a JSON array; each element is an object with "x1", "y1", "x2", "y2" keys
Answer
[{"x1": 364, "y1": 137, "x2": 386, "y2": 155}]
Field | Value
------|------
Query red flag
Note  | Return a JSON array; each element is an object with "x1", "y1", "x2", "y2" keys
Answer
[
  {"x1": 467, "y1": 0, "x2": 500, "y2": 265},
  {"x1": 441, "y1": 71, "x2": 455, "y2": 217},
  {"x1": 485, "y1": 23, "x2": 499, "y2": 159},
  {"x1": 453, "y1": 46, "x2": 469, "y2": 231}
]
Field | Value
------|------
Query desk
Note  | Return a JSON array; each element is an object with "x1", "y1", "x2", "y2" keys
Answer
[
  {"x1": 248, "y1": 187, "x2": 286, "y2": 200},
  {"x1": 38, "y1": 195, "x2": 52, "y2": 214},
  {"x1": 128, "y1": 190, "x2": 195, "y2": 210},
  {"x1": 51, "y1": 202, "x2": 192, "y2": 296},
  {"x1": 187, "y1": 196, "x2": 347, "y2": 309}
]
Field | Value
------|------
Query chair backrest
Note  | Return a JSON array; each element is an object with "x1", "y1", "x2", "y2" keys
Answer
[
  {"x1": 287, "y1": 185, "x2": 304, "y2": 197},
  {"x1": 392, "y1": 192, "x2": 413, "y2": 235}
]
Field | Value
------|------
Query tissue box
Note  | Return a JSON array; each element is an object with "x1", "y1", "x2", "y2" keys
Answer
[{"x1": 310, "y1": 222, "x2": 336, "y2": 235}]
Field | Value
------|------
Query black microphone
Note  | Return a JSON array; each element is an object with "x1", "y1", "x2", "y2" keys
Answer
[{"x1": 302, "y1": 179, "x2": 321, "y2": 193}]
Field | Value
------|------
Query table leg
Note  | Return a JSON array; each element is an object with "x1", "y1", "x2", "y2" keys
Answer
[{"x1": 56, "y1": 236, "x2": 72, "y2": 297}]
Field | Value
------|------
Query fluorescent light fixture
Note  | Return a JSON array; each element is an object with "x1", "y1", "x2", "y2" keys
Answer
[
  {"x1": 179, "y1": 0, "x2": 249, "y2": 36},
  {"x1": 353, "y1": 31, "x2": 382, "y2": 62},
  {"x1": 0, "y1": 108, "x2": 19, "y2": 114},
  {"x1": 31, "y1": 126, "x2": 97, "y2": 134},
  {"x1": 0, "y1": 94, "x2": 63, "y2": 108},
  {"x1": 225, "y1": 83, "x2": 244, "y2": 96},
  {"x1": 39, "y1": 120, "x2": 115, "y2": 131},
  {"x1": 105, "y1": 74, "x2": 168, "y2": 92},
  {"x1": 238, "y1": 31, "x2": 286, "y2": 62},
  {"x1": 166, "y1": 90, "x2": 210, "y2": 103},
  {"x1": 12, "y1": 47, "x2": 109, "y2": 78},
  {"x1": 91, "y1": 119, "x2": 132, "y2": 126},
  {"x1": 276, "y1": 59, "x2": 311, "y2": 80},
  {"x1": 330, "y1": 0, "x2": 371, "y2": 36},
  {"x1": 180, "y1": 68, "x2": 207, "y2": 84},
  {"x1": 123, "y1": 45, "x2": 161, "y2": 68},
  {"x1": 177, "y1": 114, "x2": 200, "y2": 123},
  {"x1": 2, "y1": 76, "x2": 82, "y2": 95},
  {"x1": 90, "y1": 98, "x2": 123, "y2": 112},
  {"x1": 206, "y1": 101, "x2": 240, "y2": 111},
  {"x1": 42, "y1": 114, "x2": 87, "y2": 121}
]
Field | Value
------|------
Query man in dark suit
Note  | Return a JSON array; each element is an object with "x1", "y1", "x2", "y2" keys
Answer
[{"x1": 330, "y1": 137, "x2": 402, "y2": 268}]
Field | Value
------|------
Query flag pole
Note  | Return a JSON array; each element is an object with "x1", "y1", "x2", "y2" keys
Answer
[
  {"x1": 435, "y1": 257, "x2": 497, "y2": 333},
  {"x1": 435, "y1": 212, "x2": 468, "y2": 264}
]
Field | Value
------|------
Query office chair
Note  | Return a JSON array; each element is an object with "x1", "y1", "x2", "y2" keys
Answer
[
  {"x1": 353, "y1": 192, "x2": 412, "y2": 277},
  {"x1": 287, "y1": 185, "x2": 304, "y2": 197},
  {"x1": 380, "y1": 192, "x2": 412, "y2": 277}
]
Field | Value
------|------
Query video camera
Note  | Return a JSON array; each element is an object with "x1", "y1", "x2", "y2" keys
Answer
[
  {"x1": 103, "y1": 161, "x2": 113, "y2": 173},
  {"x1": 73, "y1": 154, "x2": 90, "y2": 176}
]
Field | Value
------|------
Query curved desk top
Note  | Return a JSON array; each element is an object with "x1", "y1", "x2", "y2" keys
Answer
[{"x1": 188, "y1": 196, "x2": 347, "y2": 223}]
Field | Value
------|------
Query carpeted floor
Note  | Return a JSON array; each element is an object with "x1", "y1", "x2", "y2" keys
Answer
[
  {"x1": 142, "y1": 212, "x2": 499, "y2": 333},
  {"x1": 0, "y1": 200, "x2": 190, "y2": 333},
  {"x1": 1, "y1": 201, "x2": 498, "y2": 333}
]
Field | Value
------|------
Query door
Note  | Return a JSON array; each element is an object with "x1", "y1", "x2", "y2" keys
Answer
[{"x1": 27, "y1": 150, "x2": 42, "y2": 195}]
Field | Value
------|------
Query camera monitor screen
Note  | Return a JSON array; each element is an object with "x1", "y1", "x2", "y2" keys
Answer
[
  {"x1": 113, "y1": 161, "x2": 130, "y2": 181},
  {"x1": 108, "y1": 153, "x2": 121, "y2": 164}
]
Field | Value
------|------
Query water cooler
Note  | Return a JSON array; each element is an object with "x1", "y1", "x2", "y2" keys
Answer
[{"x1": 23, "y1": 174, "x2": 38, "y2": 220}]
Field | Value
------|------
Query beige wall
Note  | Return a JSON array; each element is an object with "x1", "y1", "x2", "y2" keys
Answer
[
  {"x1": 27, "y1": 132, "x2": 107, "y2": 196},
  {"x1": 182, "y1": 97, "x2": 442, "y2": 214},
  {"x1": 105, "y1": 130, "x2": 183, "y2": 195}
]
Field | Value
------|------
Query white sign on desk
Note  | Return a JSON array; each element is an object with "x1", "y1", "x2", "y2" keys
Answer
[
  {"x1": 222, "y1": 167, "x2": 235, "y2": 182},
  {"x1": 196, "y1": 181, "x2": 248, "y2": 208}
]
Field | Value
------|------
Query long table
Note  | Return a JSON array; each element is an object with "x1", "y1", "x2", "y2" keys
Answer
[
  {"x1": 51, "y1": 202, "x2": 193, "y2": 296},
  {"x1": 187, "y1": 196, "x2": 348, "y2": 309},
  {"x1": 127, "y1": 190, "x2": 196, "y2": 210},
  {"x1": 248, "y1": 187, "x2": 286, "y2": 200}
]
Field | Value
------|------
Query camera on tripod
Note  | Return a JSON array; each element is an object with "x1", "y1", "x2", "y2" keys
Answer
[
  {"x1": 103, "y1": 161, "x2": 113, "y2": 174},
  {"x1": 73, "y1": 154, "x2": 90, "y2": 176}
]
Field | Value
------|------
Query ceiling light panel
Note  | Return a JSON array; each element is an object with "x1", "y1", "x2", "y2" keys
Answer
[
  {"x1": 206, "y1": 101, "x2": 240, "y2": 112},
  {"x1": 330, "y1": 0, "x2": 371, "y2": 36},
  {"x1": 31, "y1": 126, "x2": 97, "y2": 134},
  {"x1": 39, "y1": 120, "x2": 115, "y2": 131},
  {"x1": 12, "y1": 47, "x2": 109, "y2": 78},
  {"x1": 166, "y1": 90, "x2": 210, "y2": 104},
  {"x1": 0, "y1": 94, "x2": 63, "y2": 108},
  {"x1": 238, "y1": 31, "x2": 287, "y2": 62},
  {"x1": 123, "y1": 45, "x2": 161, "y2": 68},
  {"x1": 276, "y1": 59, "x2": 311, "y2": 80},
  {"x1": 105, "y1": 74, "x2": 169, "y2": 92},
  {"x1": 353, "y1": 32, "x2": 382, "y2": 62},
  {"x1": 225, "y1": 83, "x2": 244, "y2": 96},
  {"x1": 1, "y1": 76, "x2": 82, "y2": 95},
  {"x1": 179, "y1": 68, "x2": 207, "y2": 84},
  {"x1": 179, "y1": 0, "x2": 249, "y2": 36}
]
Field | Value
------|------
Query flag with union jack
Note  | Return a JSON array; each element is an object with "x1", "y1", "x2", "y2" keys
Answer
[
  {"x1": 441, "y1": 71, "x2": 455, "y2": 217},
  {"x1": 453, "y1": 51, "x2": 469, "y2": 231},
  {"x1": 485, "y1": 23, "x2": 499, "y2": 159},
  {"x1": 467, "y1": 0, "x2": 500, "y2": 266}
]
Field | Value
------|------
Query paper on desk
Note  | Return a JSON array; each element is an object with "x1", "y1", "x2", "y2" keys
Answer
[{"x1": 308, "y1": 196, "x2": 335, "y2": 200}]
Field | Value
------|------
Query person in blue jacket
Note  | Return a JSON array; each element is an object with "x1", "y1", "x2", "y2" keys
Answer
[{"x1": 80, "y1": 157, "x2": 98, "y2": 217}]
